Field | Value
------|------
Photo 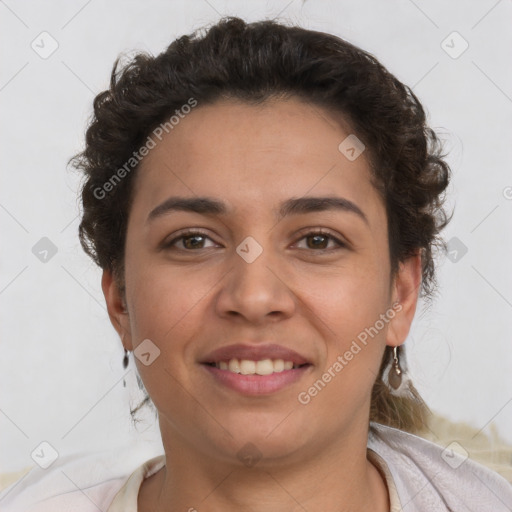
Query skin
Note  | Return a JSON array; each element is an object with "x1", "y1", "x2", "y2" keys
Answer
[{"x1": 102, "y1": 97, "x2": 421, "y2": 512}]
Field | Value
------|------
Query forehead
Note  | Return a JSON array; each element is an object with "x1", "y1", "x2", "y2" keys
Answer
[{"x1": 131, "y1": 98, "x2": 382, "y2": 223}]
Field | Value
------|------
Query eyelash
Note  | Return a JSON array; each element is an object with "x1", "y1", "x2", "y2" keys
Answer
[{"x1": 163, "y1": 228, "x2": 347, "y2": 253}]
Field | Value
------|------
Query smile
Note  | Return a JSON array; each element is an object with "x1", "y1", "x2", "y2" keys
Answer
[{"x1": 202, "y1": 359, "x2": 312, "y2": 395}]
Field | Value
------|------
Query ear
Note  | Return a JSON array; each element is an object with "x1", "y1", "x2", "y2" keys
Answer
[
  {"x1": 101, "y1": 269, "x2": 133, "y2": 351},
  {"x1": 386, "y1": 252, "x2": 422, "y2": 347}
]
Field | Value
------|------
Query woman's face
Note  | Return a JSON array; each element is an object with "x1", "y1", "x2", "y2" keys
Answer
[{"x1": 103, "y1": 97, "x2": 420, "y2": 465}]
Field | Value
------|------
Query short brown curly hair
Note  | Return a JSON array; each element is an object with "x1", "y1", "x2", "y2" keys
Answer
[{"x1": 72, "y1": 16, "x2": 450, "y2": 432}]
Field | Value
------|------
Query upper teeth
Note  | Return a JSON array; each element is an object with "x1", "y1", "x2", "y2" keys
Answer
[{"x1": 216, "y1": 358, "x2": 297, "y2": 375}]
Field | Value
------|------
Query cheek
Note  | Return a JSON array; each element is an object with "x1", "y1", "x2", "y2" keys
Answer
[
  {"x1": 300, "y1": 262, "x2": 390, "y2": 402},
  {"x1": 123, "y1": 258, "x2": 213, "y2": 414},
  {"x1": 306, "y1": 258, "x2": 391, "y2": 336},
  {"x1": 125, "y1": 256, "x2": 211, "y2": 338}
]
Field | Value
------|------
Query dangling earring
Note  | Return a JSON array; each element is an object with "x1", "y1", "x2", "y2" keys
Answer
[
  {"x1": 388, "y1": 346, "x2": 402, "y2": 390},
  {"x1": 123, "y1": 348, "x2": 129, "y2": 387}
]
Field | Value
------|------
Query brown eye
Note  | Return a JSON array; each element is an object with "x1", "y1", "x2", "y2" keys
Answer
[
  {"x1": 306, "y1": 234, "x2": 329, "y2": 249},
  {"x1": 295, "y1": 230, "x2": 346, "y2": 252},
  {"x1": 182, "y1": 235, "x2": 207, "y2": 249},
  {"x1": 163, "y1": 231, "x2": 217, "y2": 251}
]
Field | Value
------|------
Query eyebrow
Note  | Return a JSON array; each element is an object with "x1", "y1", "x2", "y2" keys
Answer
[{"x1": 146, "y1": 195, "x2": 368, "y2": 225}]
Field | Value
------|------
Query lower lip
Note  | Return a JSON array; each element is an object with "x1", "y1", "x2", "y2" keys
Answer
[{"x1": 201, "y1": 364, "x2": 311, "y2": 395}]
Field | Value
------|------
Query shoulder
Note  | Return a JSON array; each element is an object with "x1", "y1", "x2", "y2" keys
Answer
[
  {"x1": 0, "y1": 446, "x2": 159, "y2": 512},
  {"x1": 368, "y1": 422, "x2": 512, "y2": 511}
]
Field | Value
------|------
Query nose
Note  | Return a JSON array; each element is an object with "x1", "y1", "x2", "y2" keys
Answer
[{"x1": 215, "y1": 240, "x2": 296, "y2": 325}]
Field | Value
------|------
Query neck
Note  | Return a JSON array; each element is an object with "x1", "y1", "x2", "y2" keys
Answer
[{"x1": 138, "y1": 423, "x2": 389, "y2": 512}]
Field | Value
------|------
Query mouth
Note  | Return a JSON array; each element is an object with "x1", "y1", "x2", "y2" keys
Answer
[{"x1": 199, "y1": 343, "x2": 313, "y2": 395}]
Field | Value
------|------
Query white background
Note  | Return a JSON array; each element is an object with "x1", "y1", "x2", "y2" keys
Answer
[{"x1": 1, "y1": 0, "x2": 511, "y2": 473}]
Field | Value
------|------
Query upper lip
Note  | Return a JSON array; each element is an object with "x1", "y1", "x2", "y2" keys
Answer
[{"x1": 200, "y1": 344, "x2": 311, "y2": 365}]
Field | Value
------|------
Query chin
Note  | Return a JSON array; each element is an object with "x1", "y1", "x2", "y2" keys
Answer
[{"x1": 219, "y1": 414, "x2": 311, "y2": 460}]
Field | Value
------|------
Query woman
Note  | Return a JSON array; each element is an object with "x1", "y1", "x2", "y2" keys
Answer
[{"x1": 4, "y1": 15, "x2": 511, "y2": 512}]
